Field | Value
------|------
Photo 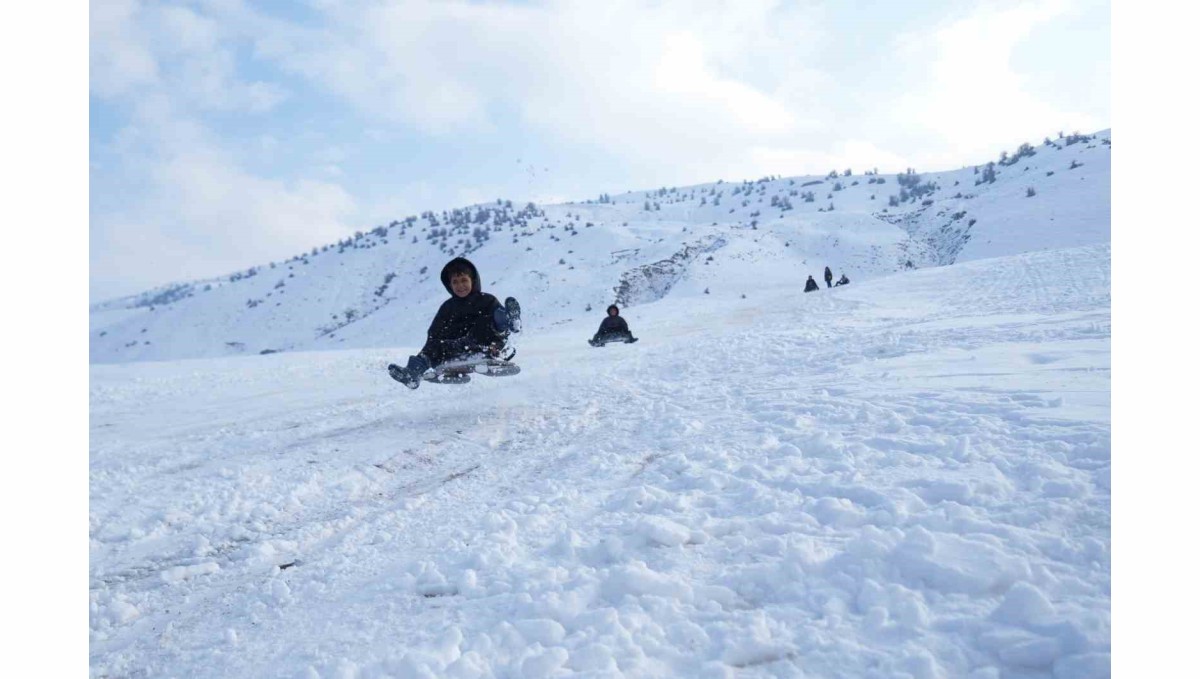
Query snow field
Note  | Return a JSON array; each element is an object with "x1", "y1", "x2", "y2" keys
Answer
[{"x1": 90, "y1": 244, "x2": 1110, "y2": 677}]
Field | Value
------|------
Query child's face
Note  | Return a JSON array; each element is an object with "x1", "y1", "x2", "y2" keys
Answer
[
  {"x1": 450, "y1": 272, "x2": 473, "y2": 297},
  {"x1": 608, "y1": 308, "x2": 617, "y2": 316}
]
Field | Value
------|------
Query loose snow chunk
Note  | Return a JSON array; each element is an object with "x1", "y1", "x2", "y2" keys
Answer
[
  {"x1": 695, "y1": 584, "x2": 742, "y2": 610},
  {"x1": 1067, "y1": 437, "x2": 1111, "y2": 461},
  {"x1": 445, "y1": 651, "x2": 490, "y2": 679},
  {"x1": 266, "y1": 578, "x2": 293, "y2": 605},
  {"x1": 391, "y1": 655, "x2": 439, "y2": 679},
  {"x1": 810, "y1": 496, "x2": 867, "y2": 528},
  {"x1": 575, "y1": 534, "x2": 626, "y2": 566},
  {"x1": 1053, "y1": 652, "x2": 1111, "y2": 679},
  {"x1": 109, "y1": 598, "x2": 140, "y2": 624},
  {"x1": 907, "y1": 479, "x2": 974, "y2": 504},
  {"x1": 601, "y1": 561, "x2": 693, "y2": 603},
  {"x1": 667, "y1": 620, "x2": 712, "y2": 649},
  {"x1": 637, "y1": 516, "x2": 692, "y2": 546},
  {"x1": 331, "y1": 657, "x2": 360, "y2": 679},
  {"x1": 416, "y1": 575, "x2": 458, "y2": 598},
  {"x1": 433, "y1": 626, "x2": 465, "y2": 665},
  {"x1": 857, "y1": 580, "x2": 931, "y2": 629},
  {"x1": 608, "y1": 484, "x2": 673, "y2": 513},
  {"x1": 998, "y1": 636, "x2": 1062, "y2": 668},
  {"x1": 800, "y1": 431, "x2": 845, "y2": 459},
  {"x1": 160, "y1": 561, "x2": 220, "y2": 583},
  {"x1": 774, "y1": 442, "x2": 803, "y2": 459},
  {"x1": 722, "y1": 639, "x2": 794, "y2": 668},
  {"x1": 991, "y1": 581, "x2": 1057, "y2": 626},
  {"x1": 895, "y1": 530, "x2": 1029, "y2": 595},
  {"x1": 413, "y1": 562, "x2": 458, "y2": 597},
  {"x1": 1042, "y1": 479, "x2": 1088, "y2": 499},
  {"x1": 901, "y1": 649, "x2": 946, "y2": 679},
  {"x1": 514, "y1": 619, "x2": 566, "y2": 645},
  {"x1": 520, "y1": 647, "x2": 569, "y2": 679},
  {"x1": 569, "y1": 643, "x2": 618, "y2": 673}
]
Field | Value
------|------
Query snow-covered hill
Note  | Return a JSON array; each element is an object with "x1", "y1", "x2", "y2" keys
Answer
[
  {"x1": 89, "y1": 130, "x2": 1109, "y2": 364},
  {"x1": 90, "y1": 243, "x2": 1111, "y2": 677}
]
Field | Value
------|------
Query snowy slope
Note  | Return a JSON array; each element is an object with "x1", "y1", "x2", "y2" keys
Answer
[
  {"x1": 89, "y1": 130, "x2": 1110, "y2": 364},
  {"x1": 90, "y1": 243, "x2": 1111, "y2": 678}
]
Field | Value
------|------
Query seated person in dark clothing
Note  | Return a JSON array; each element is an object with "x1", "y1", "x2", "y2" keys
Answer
[
  {"x1": 835, "y1": 273, "x2": 850, "y2": 286},
  {"x1": 591, "y1": 305, "x2": 636, "y2": 344},
  {"x1": 804, "y1": 275, "x2": 820, "y2": 292},
  {"x1": 388, "y1": 257, "x2": 521, "y2": 389}
]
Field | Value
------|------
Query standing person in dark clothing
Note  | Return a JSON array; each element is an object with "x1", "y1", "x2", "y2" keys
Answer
[
  {"x1": 388, "y1": 257, "x2": 521, "y2": 389},
  {"x1": 824, "y1": 266, "x2": 833, "y2": 288},
  {"x1": 804, "y1": 275, "x2": 820, "y2": 293},
  {"x1": 590, "y1": 305, "x2": 637, "y2": 345}
]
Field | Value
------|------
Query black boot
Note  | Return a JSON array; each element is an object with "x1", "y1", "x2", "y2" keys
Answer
[
  {"x1": 388, "y1": 354, "x2": 429, "y2": 390},
  {"x1": 505, "y1": 297, "x2": 521, "y2": 333}
]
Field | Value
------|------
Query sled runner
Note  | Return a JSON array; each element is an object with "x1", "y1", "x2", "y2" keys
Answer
[
  {"x1": 389, "y1": 351, "x2": 520, "y2": 388},
  {"x1": 588, "y1": 336, "x2": 639, "y2": 347},
  {"x1": 422, "y1": 356, "x2": 521, "y2": 385}
]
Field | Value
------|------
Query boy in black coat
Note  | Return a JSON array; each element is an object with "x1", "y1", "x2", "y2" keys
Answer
[
  {"x1": 591, "y1": 305, "x2": 636, "y2": 345},
  {"x1": 804, "y1": 275, "x2": 820, "y2": 292},
  {"x1": 389, "y1": 257, "x2": 521, "y2": 388}
]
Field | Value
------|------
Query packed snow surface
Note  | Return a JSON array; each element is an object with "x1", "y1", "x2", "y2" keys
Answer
[{"x1": 90, "y1": 244, "x2": 1110, "y2": 678}]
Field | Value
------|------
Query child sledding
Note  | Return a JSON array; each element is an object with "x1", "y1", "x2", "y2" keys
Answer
[
  {"x1": 388, "y1": 257, "x2": 521, "y2": 389},
  {"x1": 588, "y1": 305, "x2": 638, "y2": 347}
]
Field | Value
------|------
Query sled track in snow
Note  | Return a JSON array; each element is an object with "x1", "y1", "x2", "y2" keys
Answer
[{"x1": 90, "y1": 373, "x2": 674, "y2": 672}]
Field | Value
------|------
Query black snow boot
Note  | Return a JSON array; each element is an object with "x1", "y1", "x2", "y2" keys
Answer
[
  {"x1": 388, "y1": 354, "x2": 429, "y2": 390},
  {"x1": 504, "y1": 297, "x2": 522, "y2": 333}
]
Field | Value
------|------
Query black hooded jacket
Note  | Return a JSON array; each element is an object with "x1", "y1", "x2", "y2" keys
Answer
[
  {"x1": 824, "y1": 267, "x2": 833, "y2": 283},
  {"x1": 804, "y1": 276, "x2": 820, "y2": 292},
  {"x1": 595, "y1": 305, "x2": 631, "y2": 337},
  {"x1": 420, "y1": 257, "x2": 503, "y2": 362}
]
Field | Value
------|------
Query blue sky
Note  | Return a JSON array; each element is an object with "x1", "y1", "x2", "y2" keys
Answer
[{"x1": 89, "y1": 0, "x2": 1110, "y2": 300}]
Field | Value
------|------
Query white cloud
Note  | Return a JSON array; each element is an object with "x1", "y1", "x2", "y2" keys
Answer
[
  {"x1": 90, "y1": 1, "x2": 336, "y2": 296},
  {"x1": 242, "y1": 0, "x2": 828, "y2": 176},
  {"x1": 91, "y1": 0, "x2": 1110, "y2": 296},
  {"x1": 90, "y1": 0, "x2": 158, "y2": 97},
  {"x1": 246, "y1": 1, "x2": 493, "y2": 134},
  {"x1": 224, "y1": 0, "x2": 1109, "y2": 184},
  {"x1": 92, "y1": 90, "x2": 353, "y2": 298},
  {"x1": 889, "y1": 0, "x2": 1105, "y2": 167},
  {"x1": 154, "y1": 4, "x2": 221, "y2": 55},
  {"x1": 92, "y1": 137, "x2": 357, "y2": 293},
  {"x1": 654, "y1": 32, "x2": 797, "y2": 135},
  {"x1": 750, "y1": 139, "x2": 913, "y2": 178},
  {"x1": 91, "y1": 0, "x2": 287, "y2": 113}
]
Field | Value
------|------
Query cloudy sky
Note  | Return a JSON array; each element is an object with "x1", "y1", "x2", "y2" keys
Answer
[{"x1": 89, "y1": 0, "x2": 1110, "y2": 300}]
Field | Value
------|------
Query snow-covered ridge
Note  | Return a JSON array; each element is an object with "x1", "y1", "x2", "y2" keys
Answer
[{"x1": 90, "y1": 130, "x2": 1109, "y2": 364}]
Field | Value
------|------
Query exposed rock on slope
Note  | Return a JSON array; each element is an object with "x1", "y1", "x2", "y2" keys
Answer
[{"x1": 613, "y1": 235, "x2": 727, "y2": 306}]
